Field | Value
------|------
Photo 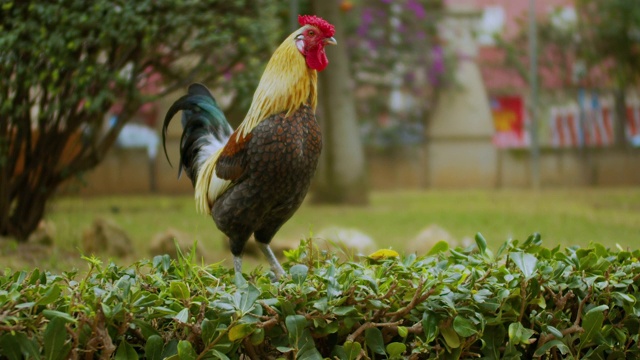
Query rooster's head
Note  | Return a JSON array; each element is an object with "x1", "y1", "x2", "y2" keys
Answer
[{"x1": 295, "y1": 15, "x2": 337, "y2": 72}]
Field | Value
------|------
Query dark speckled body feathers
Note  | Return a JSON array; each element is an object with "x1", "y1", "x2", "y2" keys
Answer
[{"x1": 213, "y1": 104, "x2": 321, "y2": 255}]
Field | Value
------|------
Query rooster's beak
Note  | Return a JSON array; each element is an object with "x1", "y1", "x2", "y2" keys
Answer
[{"x1": 324, "y1": 37, "x2": 337, "y2": 46}]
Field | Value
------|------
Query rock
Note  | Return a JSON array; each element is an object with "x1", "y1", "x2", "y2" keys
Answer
[
  {"x1": 314, "y1": 227, "x2": 377, "y2": 257},
  {"x1": 150, "y1": 228, "x2": 205, "y2": 259},
  {"x1": 82, "y1": 218, "x2": 133, "y2": 257},
  {"x1": 459, "y1": 236, "x2": 475, "y2": 249},
  {"x1": 27, "y1": 220, "x2": 56, "y2": 246},
  {"x1": 405, "y1": 224, "x2": 457, "y2": 255}
]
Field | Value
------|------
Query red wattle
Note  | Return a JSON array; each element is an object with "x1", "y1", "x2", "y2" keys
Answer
[{"x1": 306, "y1": 47, "x2": 329, "y2": 71}]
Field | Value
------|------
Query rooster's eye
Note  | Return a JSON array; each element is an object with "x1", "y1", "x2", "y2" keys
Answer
[{"x1": 308, "y1": 30, "x2": 315, "y2": 36}]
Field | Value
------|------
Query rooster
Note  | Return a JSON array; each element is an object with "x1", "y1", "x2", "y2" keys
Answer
[{"x1": 162, "y1": 15, "x2": 336, "y2": 278}]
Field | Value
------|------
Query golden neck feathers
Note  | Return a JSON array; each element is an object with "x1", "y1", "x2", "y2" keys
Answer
[{"x1": 236, "y1": 31, "x2": 318, "y2": 139}]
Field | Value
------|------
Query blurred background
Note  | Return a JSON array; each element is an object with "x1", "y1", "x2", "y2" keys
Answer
[{"x1": 1, "y1": 0, "x2": 639, "y2": 270}]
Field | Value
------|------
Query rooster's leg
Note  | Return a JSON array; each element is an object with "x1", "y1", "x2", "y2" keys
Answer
[
  {"x1": 233, "y1": 256, "x2": 243, "y2": 275},
  {"x1": 257, "y1": 243, "x2": 285, "y2": 279}
]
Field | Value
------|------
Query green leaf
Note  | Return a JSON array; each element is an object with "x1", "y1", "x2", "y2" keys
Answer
[
  {"x1": 36, "y1": 284, "x2": 61, "y2": 306},
  {"x1": 44, "y1": 317, "x2": 71, "y2": 360},
  {"x1": 42, "y1": 310, "x2": 77, "y2": 323},
  {"x1": 586, "y1": 304, "x2": 609, "y2": 316},
  {"x1": 386, "y1": 342, "x2": 407, "y2": 357},
  {"x1": 228, "y1": 323, "x2": 255, "y2": 341},
  {"x1": 546, "y1": 325, "x2": 563, "y2": 340},
  {"x1": 153, "y1": 254, "x2": 171, "y2": 272},
  {"x1": 237, "y1": 283, "x2": 261, "y2": 313},
  {"x1": 481, "y1": 325, "x2": 505, "y2": 359},
  {"x1": 290, "y1": 264, "x2": 308, "y2": 285},
  {"x1": 422, "y1": 313, "x2": 438, "y2": 343},
  {"x1": 508, "y1": 322, "x2": 535, "y2": 345},
  {"x1": 297, "y1": 343, "x2": 323, "y2": 360},
  {"x1": 313, "y1": 297, "x2": 328, "y2": 313},
  {"x1": 333, "y1": 306, "x2": 357, "y2": 316},
  {"x1": 174, "y1": 308, "x2": 189, "y2": 324},
  {"x1": 440, "y1": 325, "x2": 461, "y2": 349},
  {"x1": 276, "y1": 346, "x2": 294, "y2": 353},
  {"x1": 510, "y1": 252, "x2": 538, "y2": 279},
  {"x1": 612, "y1": 292, "x2": 636, "y2": 305},
  {"x1": 475, "y1": 233, "x2": 488, "y2": 254},
  {"x1": 453, "y1": 315, "x2": 477, "y2": 337},
  {"x1": 115, "y1": 341, "x2": 138, "y2": 360},
  {"x1": 15, "y1": 301, "x2": 35, "y2": 309},
  {"x1": 286, "y1": 314, "x2": 307, "y2": 346},
  {"x1": 0, "y1": 334, "x2": 23, "y2": 360},
  {"x1": 14, "y1": 332, "x2": 40, "y2": 359},
  {"x1": 177, "y1": 340, "x2": 197, "y2": 360},
  {"x1": 234, "y1": 272, "x2": 248, "y2": 287},
  {"x1": 427, "y1": 240, "x2": 449, "y2": 255},
  {"x1": 145, "y1": 335, "x2": 164, "y2": 360},
  {"x1": 332, "y1": 346, "x2": 348, "y2": 360},
  {"x1": 169, "y1": 281, "x2": 190, "y2": 300},
  {"x1": 524, "y1": 233, "x2": 541, "y2": 247},
  {"x1": 534, "y1": 339, "x2": 570, "y2": 357},
  {"x1": 397, "y1": 326, "x2": 408, "y2": 338},
  {"x1": 133, "y1": 319, "x2": 161, "y2": 339},
  {"x1": 102, "y1": 303, "x2": 113, "y2": 319},
  {"x1": 343, "y1": 341, "x2": 362, "y2": 360},
  {"x1": 210, "y1": 349, "x2": 231, "y2": 360},
  {"x1": 201, "y1": 319, "x2": 217, "y2": 345},
  {"x1": 364, "y1": 327, "x2": 386, "y2": 355},
  {"x1": 161, "y1": 340, "x2": 179, "y2": 359},
  {"x1": 580, "y1": 308, "x2": 604, "y2": 346},
  {"x1": 592, "y1": 242, "x2": 609, "y2": 257},
  {"x1": 250, "y1": 328, "x2": 265, "y2": 345}
]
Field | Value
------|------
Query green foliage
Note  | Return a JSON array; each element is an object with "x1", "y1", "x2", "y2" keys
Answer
[
  {"x1": 0, "y1": 0, "x2": 287, "y2": 240},
  {"x1": 496, "y1": 0, "x2": 640, "y2": 89},
  {"x1": 2, "y1": 234, "x2": 640, "y2": 359},
  {"x1": 576, "y1": 0, "x2": 640, "y2": 86}
]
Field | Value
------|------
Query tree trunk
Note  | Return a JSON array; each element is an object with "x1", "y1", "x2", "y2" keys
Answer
[
  {"x1": 311, "y1": 0, "x2": 369, "y2": 205},
  {"x1": 7, "y1": 189, "x2": 52, "y2": 242}
]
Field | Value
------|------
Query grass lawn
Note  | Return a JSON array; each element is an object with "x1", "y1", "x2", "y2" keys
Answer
[{"x1": 2, "y1": 188, "x2": 639, "y2": 272}]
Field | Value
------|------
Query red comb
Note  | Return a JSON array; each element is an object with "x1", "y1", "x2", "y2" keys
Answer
[{"x1": 298, "y1": 15, "x2": 335, "y2": 38}]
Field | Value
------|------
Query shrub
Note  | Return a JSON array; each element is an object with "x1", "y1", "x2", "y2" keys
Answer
[{"x1": 1, "y1": 234, "x2": 639, "y2": 359}]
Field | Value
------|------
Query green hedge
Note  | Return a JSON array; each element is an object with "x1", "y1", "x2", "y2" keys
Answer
[{"x1": 1, "y1": 234, "x2": 639, "y2": 359}]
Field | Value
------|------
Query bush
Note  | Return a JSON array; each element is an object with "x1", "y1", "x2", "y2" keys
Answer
[
  {"x1": 0, "y1": 0, "x2": 286, "y2": 241},
  {"x1": 1, "y1": 234, "x2": 639, "y2": 359}
]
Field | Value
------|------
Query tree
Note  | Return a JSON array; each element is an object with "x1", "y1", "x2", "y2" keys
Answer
[
  {"x1": 0, "y1": 1, "x2": 286, "y2": 241},
  {"x1": 311, "y1": 0, "x2": 368, "y2": 204},
  {"x1": 310, "y1": 0, "x2": 447, "y2": 203}
]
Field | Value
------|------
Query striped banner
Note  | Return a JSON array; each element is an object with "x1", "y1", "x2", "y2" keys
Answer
[{"x1": 549, "y1": 101, "x2": 640, "y2": 148}]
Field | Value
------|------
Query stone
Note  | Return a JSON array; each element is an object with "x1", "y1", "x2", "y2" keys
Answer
[
  {"x1": 82, "y1": 218, "x2": 133, "y2": 257},
  {"x1": 405, "y1": 224, "x2": 457, "y2": 255},
  {"x1": 150, "y1": 228, "x2": 205, "y2": 259},
  {"x1": 27, "y1": 220, "x2": 56, "y2": 246},
  {"x1": 314, "y1": 227, "x2": 377, "y2": 258}
]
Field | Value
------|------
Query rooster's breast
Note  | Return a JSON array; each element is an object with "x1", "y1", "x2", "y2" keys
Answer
[
  {"x1": 246, "y1": 104, "x2": 322, "y2": 196},
  {"x1": 212, "y1": 105, "x2": 322, "y2": 235}
]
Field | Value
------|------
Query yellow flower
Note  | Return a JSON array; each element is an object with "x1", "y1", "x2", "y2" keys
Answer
[{"x1": 368, "y1": 249, "x2": 400, "y2": 260}]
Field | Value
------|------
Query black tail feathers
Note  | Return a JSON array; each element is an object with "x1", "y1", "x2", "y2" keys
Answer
[{"x1": 162, "y1": 83, "x2": 233, "y2": 184}]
